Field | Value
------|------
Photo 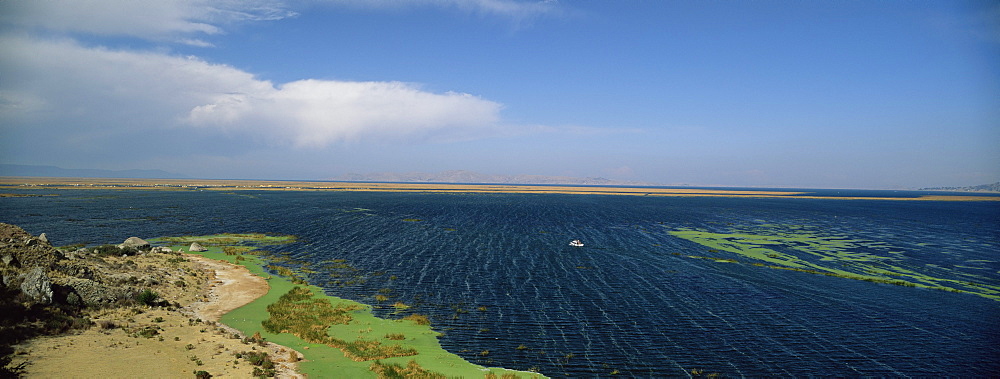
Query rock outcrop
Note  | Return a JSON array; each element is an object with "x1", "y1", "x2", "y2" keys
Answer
[
  {"x1": 0, "y1": 223, "x2": 63, "y2": 269},
  {"x1": 20, "y1": 267, "x2": 53, "y2": 304},
  {"x1": 0, "y1": 223, "x2": 191, "y2": 307},
  {"x1": 119, "y1": 237, "x2": 151, "y2": 251},
  {"x1": 189, "y1": 242, "x2": 208, "y2": 252}
]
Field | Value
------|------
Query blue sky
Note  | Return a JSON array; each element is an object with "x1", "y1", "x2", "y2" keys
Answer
[{"x1": 1, "y1": 0, "x2": 997, "y2": 188}]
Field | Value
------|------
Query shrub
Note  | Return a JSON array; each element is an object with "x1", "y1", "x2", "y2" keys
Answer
[
  {"x1": 252, "y1": 366, "x2": 276, "y2": 378},
  {"x1": 97, "y1": 320, "x2": 117, "y2": 330},
  {"x1": 136, "y1": 326, "x2": 159, "y2": 338},
  {"x1": 242, "y1": 351, "x2": 270, "y2": 366},
  {"x1": 93, "y1": 245, "x2": 124, "y2": 256},
  {"x1": 137, "y1": 289, "x2": 159, "y2": 306},
  {"x1": 193, "y1": 370, "x2": 212, "y2": 379}
]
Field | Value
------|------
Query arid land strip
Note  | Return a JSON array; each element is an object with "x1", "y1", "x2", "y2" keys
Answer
[{"x1": 2, "y1": 177, "x2": 997, "y2": 201}]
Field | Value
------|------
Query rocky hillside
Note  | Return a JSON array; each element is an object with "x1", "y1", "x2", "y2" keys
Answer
[{"x1": 0, "y1": 223, "x2": 212, "y2": 376}]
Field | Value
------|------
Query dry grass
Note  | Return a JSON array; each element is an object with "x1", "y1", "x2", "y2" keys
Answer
[
  {"x1": 369, "y1": 360, "x2": 446, "y2": 379},
  {"x1": 401, "y1": 314, "x2": 430, "y2": 326}
]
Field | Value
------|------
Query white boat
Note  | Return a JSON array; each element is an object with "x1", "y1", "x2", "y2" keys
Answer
[{"x1": 569, "y1": 239, "x2": 584, "y2": 247}]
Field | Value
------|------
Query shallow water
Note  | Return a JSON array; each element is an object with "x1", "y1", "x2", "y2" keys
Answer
[{"x1": 3, "y1": 189, "x2": 998, "y2": 376}]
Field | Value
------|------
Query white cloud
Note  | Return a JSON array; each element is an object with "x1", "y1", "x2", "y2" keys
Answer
[
  {"x1": 0, "y1": 35, "x2": 503, "y2": 148},
  {"x1": 0, "y1": 0, "x2": 557, "y2": 43},
  {"x1": 189, "y1": 79, "x2": 502, "y2": 147},
  {"x1": 0, "y1": 0, "x2": 297, "y2": 41},
  {"x1": 315, "y1": 0, "x2": 561, "y2": 20}
]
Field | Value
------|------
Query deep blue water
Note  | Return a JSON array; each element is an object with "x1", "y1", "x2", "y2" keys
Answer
[{"x1": 2, "y1": 189, "x2": 999, "y2": 377}]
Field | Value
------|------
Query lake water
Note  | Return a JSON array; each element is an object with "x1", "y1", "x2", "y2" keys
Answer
[{"x1": 2, "y1": 188, "x2": 998, "y2": 377}]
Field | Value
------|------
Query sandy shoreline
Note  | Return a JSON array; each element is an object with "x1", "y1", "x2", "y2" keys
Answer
[
  {"x1": 185, "y1": 254, "x2": 270, "y2": 323},
  {"x1": 14, "y1": 252, "x2": 304, "y2": 378},
  {"x1": 3, "y1": 176, "x2": 997, "y2": 201},
  {"x1": 184, "y1": 254, "x2": 304, "y2": 378}
]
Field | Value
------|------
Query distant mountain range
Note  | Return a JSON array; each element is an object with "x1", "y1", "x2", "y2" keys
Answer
[
  {"x1": 331, "y1": 170, "x2": 655, "y2": 186},
  {"x1": 920, "y1": 182, "x2": 1000, "y2": 192},
  {"x1": 0, "y1": 164, "x2": 189, "y2": 179}
]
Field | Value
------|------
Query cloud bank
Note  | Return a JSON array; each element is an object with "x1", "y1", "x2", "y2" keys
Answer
[
  {"x1": 0, "y1": 0, "x2": 299, "y2": 46},
  {"x1": 0, "y1": 35, "x2": 502, "y2": 147},
  {"x1": 0, "y1": 0, "x2": 529, "y2": 149},
  {"x1": 189, "y1": 79, "x2": 502, "y2": 146}
]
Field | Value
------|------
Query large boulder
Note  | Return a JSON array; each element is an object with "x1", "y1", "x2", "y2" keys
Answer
[
  {"x1": 118, "y1": 237, "x2": 151, "y2": 251},
  {"x1": 189, "y1": 242, "x2": 208, "y2": 252},
  {"x1": 20, "y1": 267, "x2": 53, "y2": 304}
]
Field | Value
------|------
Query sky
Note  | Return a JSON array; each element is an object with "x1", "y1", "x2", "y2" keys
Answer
[{"x1": 1, "y1": 0, "x2": 998, "y2": 189}]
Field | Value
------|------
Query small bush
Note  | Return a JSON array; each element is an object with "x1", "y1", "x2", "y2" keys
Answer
[
  {"x1": 385, "y1": 333, "x2": 405, "y2": 340},
  {"x1": 193, "y1": 370, "x2": 212, "y2": 379},
  {"x1": 97, "y1": 320, "x2": 117, "y2": 330},
  {"x1": 252, "y1": 366, "x2": 276, "y2": 378},
  {"x1": 93, "y1": 245, "x2": 124, "y2": 256},
  {"x1": 137, "y1": 289, "x2": 159, "y2": 306},
  {"x1": 136, "y1": 326, "x2": 159, "y2": 338},
  {"x1": 242, "y1": 351, "x2": 270, "y2": 366}
]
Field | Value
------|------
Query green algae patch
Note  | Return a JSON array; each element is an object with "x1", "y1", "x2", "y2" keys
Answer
[
  {"x1": 157, "y1": 234, "x2": 543, "y2": 378},
  {"x1": 153, "y1": 233, "x2": 297, "y2": 248},
  {"x1": 669, "y1": 227, "x2": 1000, "y2": 301}
]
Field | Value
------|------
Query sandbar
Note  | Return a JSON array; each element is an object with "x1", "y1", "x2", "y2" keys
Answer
[{"x1": 2, "y1": 177, "x2": 997, "y2": 201}]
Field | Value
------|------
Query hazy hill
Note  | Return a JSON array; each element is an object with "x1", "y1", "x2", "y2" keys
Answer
[
  {"x1": 0, "y1": 164, "x2": 188, "y2": 179},
  {"x1": 920, "y1": 182, "x2": 1000, "y2": 192},
  {"x1": 331, "y1": 170, "x2": 654, "y2": 186}
]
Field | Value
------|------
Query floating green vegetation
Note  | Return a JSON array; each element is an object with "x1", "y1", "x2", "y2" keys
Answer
[
  {"x1": 669, "y1": 226, "x2": 1000, "y2": 301},
  {"x1": 401, "y1": 218, "x2": 423, "y2": 222},
  {"x1": 262, "y1": 286, "x2": 417, "y2": 362},
  {"x1": 152, "y1": 233, "x2": 296, "y2": 247},
  {"x1": 175, "y1": 233, "x2": 540, "y2": 378}
]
